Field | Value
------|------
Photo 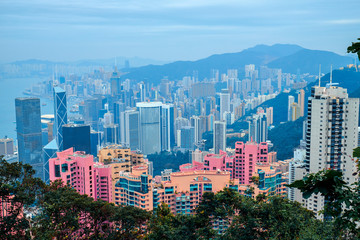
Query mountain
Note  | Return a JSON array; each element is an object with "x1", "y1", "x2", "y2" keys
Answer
[
  {"x1": 121, "y1": 44, "x2": 304, "y2": 84},
  {"x1": 267, "y1": 49, "x2": 353, "y2": 75}
]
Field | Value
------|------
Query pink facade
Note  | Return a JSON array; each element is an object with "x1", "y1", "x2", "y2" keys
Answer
[
  {"x1": 234, "y1": 141, "x2": 268, "y2": 184},
  {"x1": 179, "y1": 142, "x2": 269, "y2": 184},
  {"x1": 49, "y1": 148, "x2": 112, "y2": 201}
]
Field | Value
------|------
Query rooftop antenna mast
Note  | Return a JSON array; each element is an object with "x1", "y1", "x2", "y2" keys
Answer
[{"x1": 318, "y1": 64, "x2": 321, "y2": 87}]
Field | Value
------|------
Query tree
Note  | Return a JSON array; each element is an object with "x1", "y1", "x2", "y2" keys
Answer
[
  {"x1": 0, "y1": 157, "x2": 45, "y2": 239},
  {"x1": 347, "y1": 38, "x2": 360, "y2": 61}
]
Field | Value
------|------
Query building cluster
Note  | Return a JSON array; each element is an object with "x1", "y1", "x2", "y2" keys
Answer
[{"x1": 48, "y1": 141, "x2": 288, "y2": 214}]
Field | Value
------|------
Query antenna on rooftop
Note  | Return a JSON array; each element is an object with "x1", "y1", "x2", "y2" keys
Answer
[
  {"x1": 318, "y1": 64, "x2": 321, "y2": 87},
  {"x1": 330, "y1": 64, "x2": 333, "y2": 85}
]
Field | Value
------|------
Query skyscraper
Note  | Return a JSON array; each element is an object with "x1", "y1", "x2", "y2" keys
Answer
[
  {"x1": 15, "y1": 97, "x2": 43, "y2": 179},
  {"x1": 136, "y1": 102, "x2": 174, "y2": 154},
  {"x1": 213, "y1": 121, "x2": 226, "y2": 154},
  {"x1": 220, "y1": 89, "x2": 230, "y2": 121},
  {"x1": 287, "y1": 95, "x2": 295, "y2": 121},
  {"x1": 137, "y1": 102, "x2": 162, "y2": 154},
  {"x1": 180, "y1": 126, "x2": 195, "y2": 151},
  {"x1": 43, "y1": 139, "x2": 59, "y2": 184},
  {"x1": 62, "y1": 124, "x2": 91, "y2": 154},
  {"x1": 53, "y1": 87, "x2": 68, "y2": 151},
  {"x1": 121, "y1": 110, "x2": 140, "y2": 150},
  {"x1": 296, "y1": 85, "x2": 359, "y2": 214},
  {"x1": 248, "y1": 112, "x2": 268, "y2": 143},
  {"x1": 298, "y1": 89, "x2": 305, "y2": 117}
]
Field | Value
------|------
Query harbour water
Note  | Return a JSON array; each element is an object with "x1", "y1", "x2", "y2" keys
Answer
[{"x1": 0, "y1": 77, "x2": 53, "y2": 140}]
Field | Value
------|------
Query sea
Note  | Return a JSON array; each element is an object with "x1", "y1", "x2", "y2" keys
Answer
[{"x1": 0, "y1": 77, "x2": 54, "y2": 140}]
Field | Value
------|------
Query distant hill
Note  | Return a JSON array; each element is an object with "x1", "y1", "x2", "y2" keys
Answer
[
  {"x1": 121, "y1": 44, "x2": 354, "y2": 85},
  {"x1": 267, "y1": 49, "x2": 353, "y2": 75},
  {"x1": 121, "y1": 44, "x2": 304, "y2": 84}
]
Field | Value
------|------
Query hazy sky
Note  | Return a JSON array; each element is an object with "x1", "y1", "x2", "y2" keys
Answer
[{"x1": 1, "y1": 0, "x2": 359, "y2": 62}]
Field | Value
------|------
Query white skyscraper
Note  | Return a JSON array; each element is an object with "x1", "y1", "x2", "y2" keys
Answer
[
  {"x1": 220, "y1": 89, "x2": 230, "y2": 121},
  {"x1": 287, "y1": 95, "x2": 295, "y2": 121},
  {"x1": 295, "y1": 85, "x2": 359, "y2": 215},
  {"x1": 213, "y1": 121, "x2": 226, "y2": 154}
]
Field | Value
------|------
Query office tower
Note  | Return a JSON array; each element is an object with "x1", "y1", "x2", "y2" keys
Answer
[
  {"x1": 84, "y1": 98, "x2": 99, "y2": 128},
  {"x1": 62, "y1": 124, "x2": 91, "y2": 154},
  {"x1": 0, "y1": 138, "x2": 14, "y2": 155},
  {"x1": 290, "y1": 103, "x2": 301, "y2": 121},
  {"x1": 297, "y1": 85, "x2": 359, "y2": 214},
  {"x1": 207, "y1": 114, "x2": 215, "y2": 131},
  {"x1": 137, "y1": 102, "x2": 162, "y2": 154},
  {"x1": 113, "y1": 101, "x2": 125, "y2": 125},
  {"x1": 90, "y1": 130, "x2": 102, "y2": 156},
  {"x1": 104, "y1": 124, "x2": 119, "y2": 145},
  {"x1": 161, "y1": 104, "x2": 175, "y2": 151},
  {"x1": 190, "y1": 116, "x2": 206, "y2": 144},
  {"x1": 287, "y1": 95, "x2": 295, "y2": 121},
  {"x1": 139, "y1": 82, "x2": 146, "y2": 102},
  {"x1": 223, "y1": 111, "x2": 234, "y2": 125},
  {"x1": 220, "y1": 89, "x2": 230, "y2": 121},
  {"x1": 122, "y1": 110, "x2": 140, "y2": 150},
  {"x1": 103, "y1": 111, "x2": 114, "y2": 126},
  {"x1": 53, "y1": 87, "x2": 68, "y2": 151},
  {"x1": 213, "y1": 121, "x2": 226, "y2": 154},
  {"x1": 43, "y1": 139, "x2": 58, "y2": 184},
  {"x1": 136, "y1": 102, "x2": 174, "y2": 154},
  {"x1": 298, "y1": 89, "x2": 305, "y2": 117},
  {"x1": 248, "y1": 112, "x2": 268, "y2": 143},
  {"x1": 110, "y1": 67, "x2": 121, "y2": 96},
  {"x1": 15, "y1": 98, "x2": 43, "y2": 179},
  {"x1": 180, "y1": 126, "x2": 195, "y2": 151}
]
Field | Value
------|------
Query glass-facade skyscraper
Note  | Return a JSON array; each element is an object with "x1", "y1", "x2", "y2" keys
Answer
[
  {"x1": 54, "y1": 87, "x2": 68, "y2": 151},
  {"x1": 15, "y1": 97, "x2": 43, "y2": 179},
  {"x1": 63, "y1": 124, "x2": 91, "y2": 154}
]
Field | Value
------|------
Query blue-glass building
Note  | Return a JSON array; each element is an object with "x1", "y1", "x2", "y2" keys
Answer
[
  {"x1": 15, "y1": 97, "x2": 43, "y2": 179},
  {"x1": 63, "y1": 124, "x2": 91, "y2": 154},
  {"x1": 53, "y1": 87, "x2": 68, "y2": 151},
  {"x1": 43, "y1": 139, "x2": 58, "y2": 184}
]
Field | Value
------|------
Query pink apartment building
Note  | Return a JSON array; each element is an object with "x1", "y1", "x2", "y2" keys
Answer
[
  {"x1": 49, "y1": 148, "x2": 112, "y2": 202},
  {"x1": 180, "y1": 141, "x2": 269, "y2": 184}
]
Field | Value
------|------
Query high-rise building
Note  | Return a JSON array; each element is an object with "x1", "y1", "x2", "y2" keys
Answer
[
  {"x1": 180, "y1": 126, "x2": 195, "y2": 151},
  {"x1": 190, "y1": 116, "x2": 207, "y2": 144},
  {"x1": 265, "y1": 107, "x2": 273, "y2": 127},
  {"x1": 161, "y1": 104, "x2": 175, "y2": 151},
  {"x1": 0, "y1": 138, "x2": 14, "y2": 155},
  {"x1": 104, "y1": 124, "x2": 119, "y2": 145},
  {"x1": 298, "y1": 89, "x2": 305, "y2": 117},
  {"x1": 136, "y1": 102, "x2": 174, "y2": 154},
  {"x1": 287, "y1": 95, "x2": 295, "y2": 121},
  {"x1": 15, "y1": 97, "x2": 43, "y2": 179},
  {"x1": 53, "y1": 87, "x2": 68, "y2": 151},
  {"x1": 297, "y1": 85, "x2": 359, "y2": 214},
  {"x1": 110, "y1": 67, "x2": 121, "y2": 96},
  {"x1": 137, "y1": 102, "x2": 162, "y2": 154},
  {"x1": 121, "y1": 110, "x2": 140, "y2": 150},
  {"x1": 49, "y1": 148, "x2": 112, "y2": 201},
  {"x1": 290, "y1": 102, "x2": 301, "y2": 121},
  {"x1": 213, "y1": 121, "x2": 226, "y2": 154},
  {"x1": 43, "y1": 139, "x2": 59, "y2": 184},
  {"x1": 62, "y1": 124, "x2": 91, "y2": 154},
  {"x1": 220, "y1": 89, "x2": 230, "y2": 121},
  {"x1": 248, "y1": 112, "x2": 267, "y2": 143}
]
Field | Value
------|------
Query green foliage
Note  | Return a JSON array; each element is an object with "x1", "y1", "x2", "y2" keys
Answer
[{"x1": 347, "y1": 38, "x2": 360, "y2": 61}]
